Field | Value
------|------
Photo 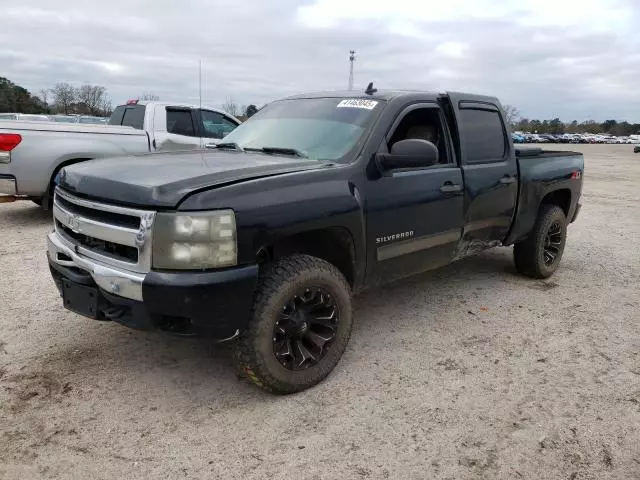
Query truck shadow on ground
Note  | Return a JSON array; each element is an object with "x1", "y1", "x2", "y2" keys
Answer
[
  {"x1": 0, "y1": 203, "x2": 50, "y2": 226},
  {"x1": 6, "y1": 247, "x2": 524, "y2": 411}
]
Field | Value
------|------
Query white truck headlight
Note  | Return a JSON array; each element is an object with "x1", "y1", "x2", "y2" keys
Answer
[{"x1": 152, "y1": 210, "x2": 237, "y2": 269}]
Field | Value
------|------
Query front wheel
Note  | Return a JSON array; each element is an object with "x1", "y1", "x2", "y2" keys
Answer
[
  {"x1": 514, "y1": 205, "x2": 567, "y2": 279},
  {"x1": 233, "y1": 254, "x2": 353, "y2": 394}
]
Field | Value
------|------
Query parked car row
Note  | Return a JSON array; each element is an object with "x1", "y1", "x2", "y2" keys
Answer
[
  {"x1": 512, "y1": 132, "x2": 640, "y2": 144},
  {"x1": 0, "y1": 113, "x2": 108, "y2": 124}
]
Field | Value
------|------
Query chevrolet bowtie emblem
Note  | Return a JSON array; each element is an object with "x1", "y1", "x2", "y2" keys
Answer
[{"x1": 68, "y1": 214, "x2": 81, "y2": 233}]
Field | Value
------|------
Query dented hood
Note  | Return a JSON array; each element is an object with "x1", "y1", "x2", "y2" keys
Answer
[{"x1": 57, "y1": 149, "x2": 326, "y2": 208}]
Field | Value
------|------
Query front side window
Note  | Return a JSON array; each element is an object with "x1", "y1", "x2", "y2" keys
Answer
[
  {"x1": 459, "y1": 108, "x2": 507, "y2": 163},
  {"x1": 200, "y1": 110, "x2": 238, "y2": 139},
  {"x1": 220, "y1": 97, "x2": 384, "y2": 161},
  {"x1": 166, "y1": 108, "x2": 196, "y2": 137},
  {"x1": 388, "y1": 107, "x2": 449, "y2": 164}
]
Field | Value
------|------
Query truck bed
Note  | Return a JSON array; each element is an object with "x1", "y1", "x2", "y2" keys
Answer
[
  {"x1": 0, "y1": 120, "x2": 145, "y2": 136},
  {"x1": 515, "y1": 147, "x2": 582, "y2": 158},
  {"x1": 506, "y1": 148, "x2": 584, "y2": 246}
]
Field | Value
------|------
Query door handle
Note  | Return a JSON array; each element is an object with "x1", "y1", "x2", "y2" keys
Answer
[
  {"x1": 440, "y1": 182, "x2": 462, "y2": 193},
  {"x1": 499, "y1": 175, "x2": 517, "y2": 184}
]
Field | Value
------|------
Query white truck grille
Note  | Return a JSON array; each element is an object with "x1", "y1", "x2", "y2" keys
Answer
[{"x1": 52, "y1": 188, "x2": 156, "y2": 274}]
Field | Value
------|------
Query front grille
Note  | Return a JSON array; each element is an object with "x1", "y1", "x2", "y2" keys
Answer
[
  {"x1": 56, "y1": 194, "x2": 140, "y2": 229},
  {"x1": 56, "y1": 220, "x2": 138, "y2": 263},
  {"x1": 53, "y1": 188, "x2": 156, "y2": 273}
]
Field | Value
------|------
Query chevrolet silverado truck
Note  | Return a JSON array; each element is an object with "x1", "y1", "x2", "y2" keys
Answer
[
  {"x1": 0, "y1": 101, "x2": 239, "y2": 208},
  {"x1": 46, "y1": 88, "x2": 583, "y2": 394}
]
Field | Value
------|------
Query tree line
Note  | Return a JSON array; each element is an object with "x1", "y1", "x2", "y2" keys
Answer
[
  {"x1": 0, "y1": 77, "x2": 113, "y2": 116},
  {"x1": 221, "y1": 97, "x2": 259, "y2": 119},
  {"x1": 1, "y1": 77, "x2": 260, "y2": 120},
  {"x1": 504, "y1": 105, "x2": 640, "y2": 136}
]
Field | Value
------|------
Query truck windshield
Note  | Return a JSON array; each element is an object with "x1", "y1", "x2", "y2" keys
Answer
[{"x1": 220, "y1": 97, "x2": 384, "y2": 161}]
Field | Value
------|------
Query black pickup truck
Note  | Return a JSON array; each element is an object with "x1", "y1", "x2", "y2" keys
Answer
[{"x1": 47, "y1": 88, "x2": 584, "y2": 394}]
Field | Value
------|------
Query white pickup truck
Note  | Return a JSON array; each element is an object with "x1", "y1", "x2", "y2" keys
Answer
[{"x1": 0, "y1": 101, "x2": 240, "y2": 208}]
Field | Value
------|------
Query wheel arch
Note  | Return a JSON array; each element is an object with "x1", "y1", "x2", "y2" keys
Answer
[
  {"x1": 540, "y1": 188, "x2": 571, "y2": 217},
  {"x1": 256, "y1": 227, "x2": 357, "y2": 288},
  {"x1": 42, "y1": 157, "x2": 92, "y2": 209}
]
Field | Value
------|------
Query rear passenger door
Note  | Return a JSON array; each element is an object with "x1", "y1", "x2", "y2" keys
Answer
[{"x1": 446, "y1": 94, "x2": 518, "y2": 250}]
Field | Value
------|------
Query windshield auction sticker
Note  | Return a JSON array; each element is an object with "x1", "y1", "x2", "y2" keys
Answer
[{"x1": 336, "y1": 99, "x2": 378, "y2": 110}]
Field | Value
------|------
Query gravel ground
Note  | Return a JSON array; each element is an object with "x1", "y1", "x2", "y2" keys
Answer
[{"x1": 1, "y1": 144, "x2": 639, "y2": 480}]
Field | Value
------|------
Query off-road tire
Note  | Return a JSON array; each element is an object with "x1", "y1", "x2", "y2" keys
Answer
[
  {"x1": 514, "y1": 204, "x2": 567, "y2": 279},
  {"x1": 233, "y1": 254, "x2": 353, "y2": 394}
]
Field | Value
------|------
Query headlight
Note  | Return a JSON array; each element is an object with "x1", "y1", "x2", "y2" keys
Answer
[{"x1": 152, "y1": 210, "x2": 237, "y2": 269}]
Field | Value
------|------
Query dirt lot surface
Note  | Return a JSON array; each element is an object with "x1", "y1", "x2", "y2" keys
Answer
[{"x1": 1, "y1": 144, "x2": 639, "y2": 479}]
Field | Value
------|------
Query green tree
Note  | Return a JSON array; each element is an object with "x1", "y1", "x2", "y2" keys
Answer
[
  {"x1": 602, "y1": 119, "x2": 617, "y2": 133},
  {"x1": 581, "y1": 120, "x2": 601, "y2": 134},
  {"x1": 0, "y1": 77, "x2": 47, "y2": 114},
  {"x1": 245, "y1": 104, "x2": 258, "y2": 118},
  {"x1": 566, "y1": 120, "x2": 579, "y2": 134},
  {"x1": 541, "y1": 120, "x2": 550, "y2": 133},
  {"x1": 549, "y1": 118, "x2": 564, "y2": 134}
]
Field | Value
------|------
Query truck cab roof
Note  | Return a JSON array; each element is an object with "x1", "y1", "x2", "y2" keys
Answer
[{"x1": 283, "y1": 89, "x2": 500, "y2": 105}]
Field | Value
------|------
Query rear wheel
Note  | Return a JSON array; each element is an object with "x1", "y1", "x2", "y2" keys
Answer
[
  {"x1": 514, "y1": 205, "x2": 567, "y2": 279},
  {"x1": 233, "y1": 254, "x2": 353, "y2": 394}
]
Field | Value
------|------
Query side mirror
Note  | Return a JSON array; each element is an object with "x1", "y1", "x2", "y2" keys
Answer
[{"x1": 377, "y1": 139, "x2": 439, "y2": 171}]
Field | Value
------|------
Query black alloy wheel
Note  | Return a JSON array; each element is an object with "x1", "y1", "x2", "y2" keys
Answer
[
  {"x1": 543, "y1": 221, "x2": 563, "y2": 266},
  {"x1": 232, "y1": 254, "x2": 353, "y2": 394},
  {"x1": 514, "y1": 204, "x2": 567, "y2": 279},
  {"x1": 273, "y1": 287, "x2": 338, "y2": 371}
]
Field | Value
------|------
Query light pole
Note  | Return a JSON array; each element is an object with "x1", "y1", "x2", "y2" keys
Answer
[{"x1": 348, "y1": 50, "x2": 356, "y2": 90}]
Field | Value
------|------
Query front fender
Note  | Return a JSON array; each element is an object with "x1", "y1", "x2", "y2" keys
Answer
[{"x1": 179, "y1": 172, "x2": 366, "y2": 285}]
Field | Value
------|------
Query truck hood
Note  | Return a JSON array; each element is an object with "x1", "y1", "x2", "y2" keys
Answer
[{"x1": 58, "y1": 149, "x2": 328, "y2": 208}]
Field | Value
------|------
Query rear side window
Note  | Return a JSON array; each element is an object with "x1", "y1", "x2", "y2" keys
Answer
[
  {"x1": 108, "y1": 106, "x2": 125, "y2": 125},
  {"x1": 460, "y1": 108, "x2": 506, "y2": 163},
  {"x1": 166, "y1": 108, "x2": 196, "y2": 137},
  {"x1": 109, "y1": 105, "x2": 146, "y2": 129}
]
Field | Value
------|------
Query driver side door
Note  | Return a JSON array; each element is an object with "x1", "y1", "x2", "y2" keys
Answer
[{"x1": 363, "y1": 103, "x2": 465, "y2": 286}]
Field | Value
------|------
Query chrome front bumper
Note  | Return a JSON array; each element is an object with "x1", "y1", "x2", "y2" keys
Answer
[{"x1": 47, "y1": 232, "x2": 145, "y2": 301}]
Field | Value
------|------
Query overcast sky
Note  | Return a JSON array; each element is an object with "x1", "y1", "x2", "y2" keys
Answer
[{"x1": 3, "y1": 0, "x2": 639, "y2": 121}]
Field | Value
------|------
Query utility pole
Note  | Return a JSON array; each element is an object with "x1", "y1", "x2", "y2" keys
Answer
[{"x1": 348, "y1": 50, "x2": 356, "y2": 90}]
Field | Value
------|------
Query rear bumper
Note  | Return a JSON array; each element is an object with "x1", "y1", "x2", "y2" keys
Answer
[
  {"x1": 0, "y1": 175, "x2": 17, "y2": 195},
  {"x1": 47, "y1": 232, "x2": 259, "y2": 339}
]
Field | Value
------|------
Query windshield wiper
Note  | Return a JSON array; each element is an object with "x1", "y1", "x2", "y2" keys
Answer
[
  {"x1": 245, "y1": 146, "x2": 308, "y2": 158},
  {"x1": 212, "y1": 142, "x2": 244, "y2": 151}
]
